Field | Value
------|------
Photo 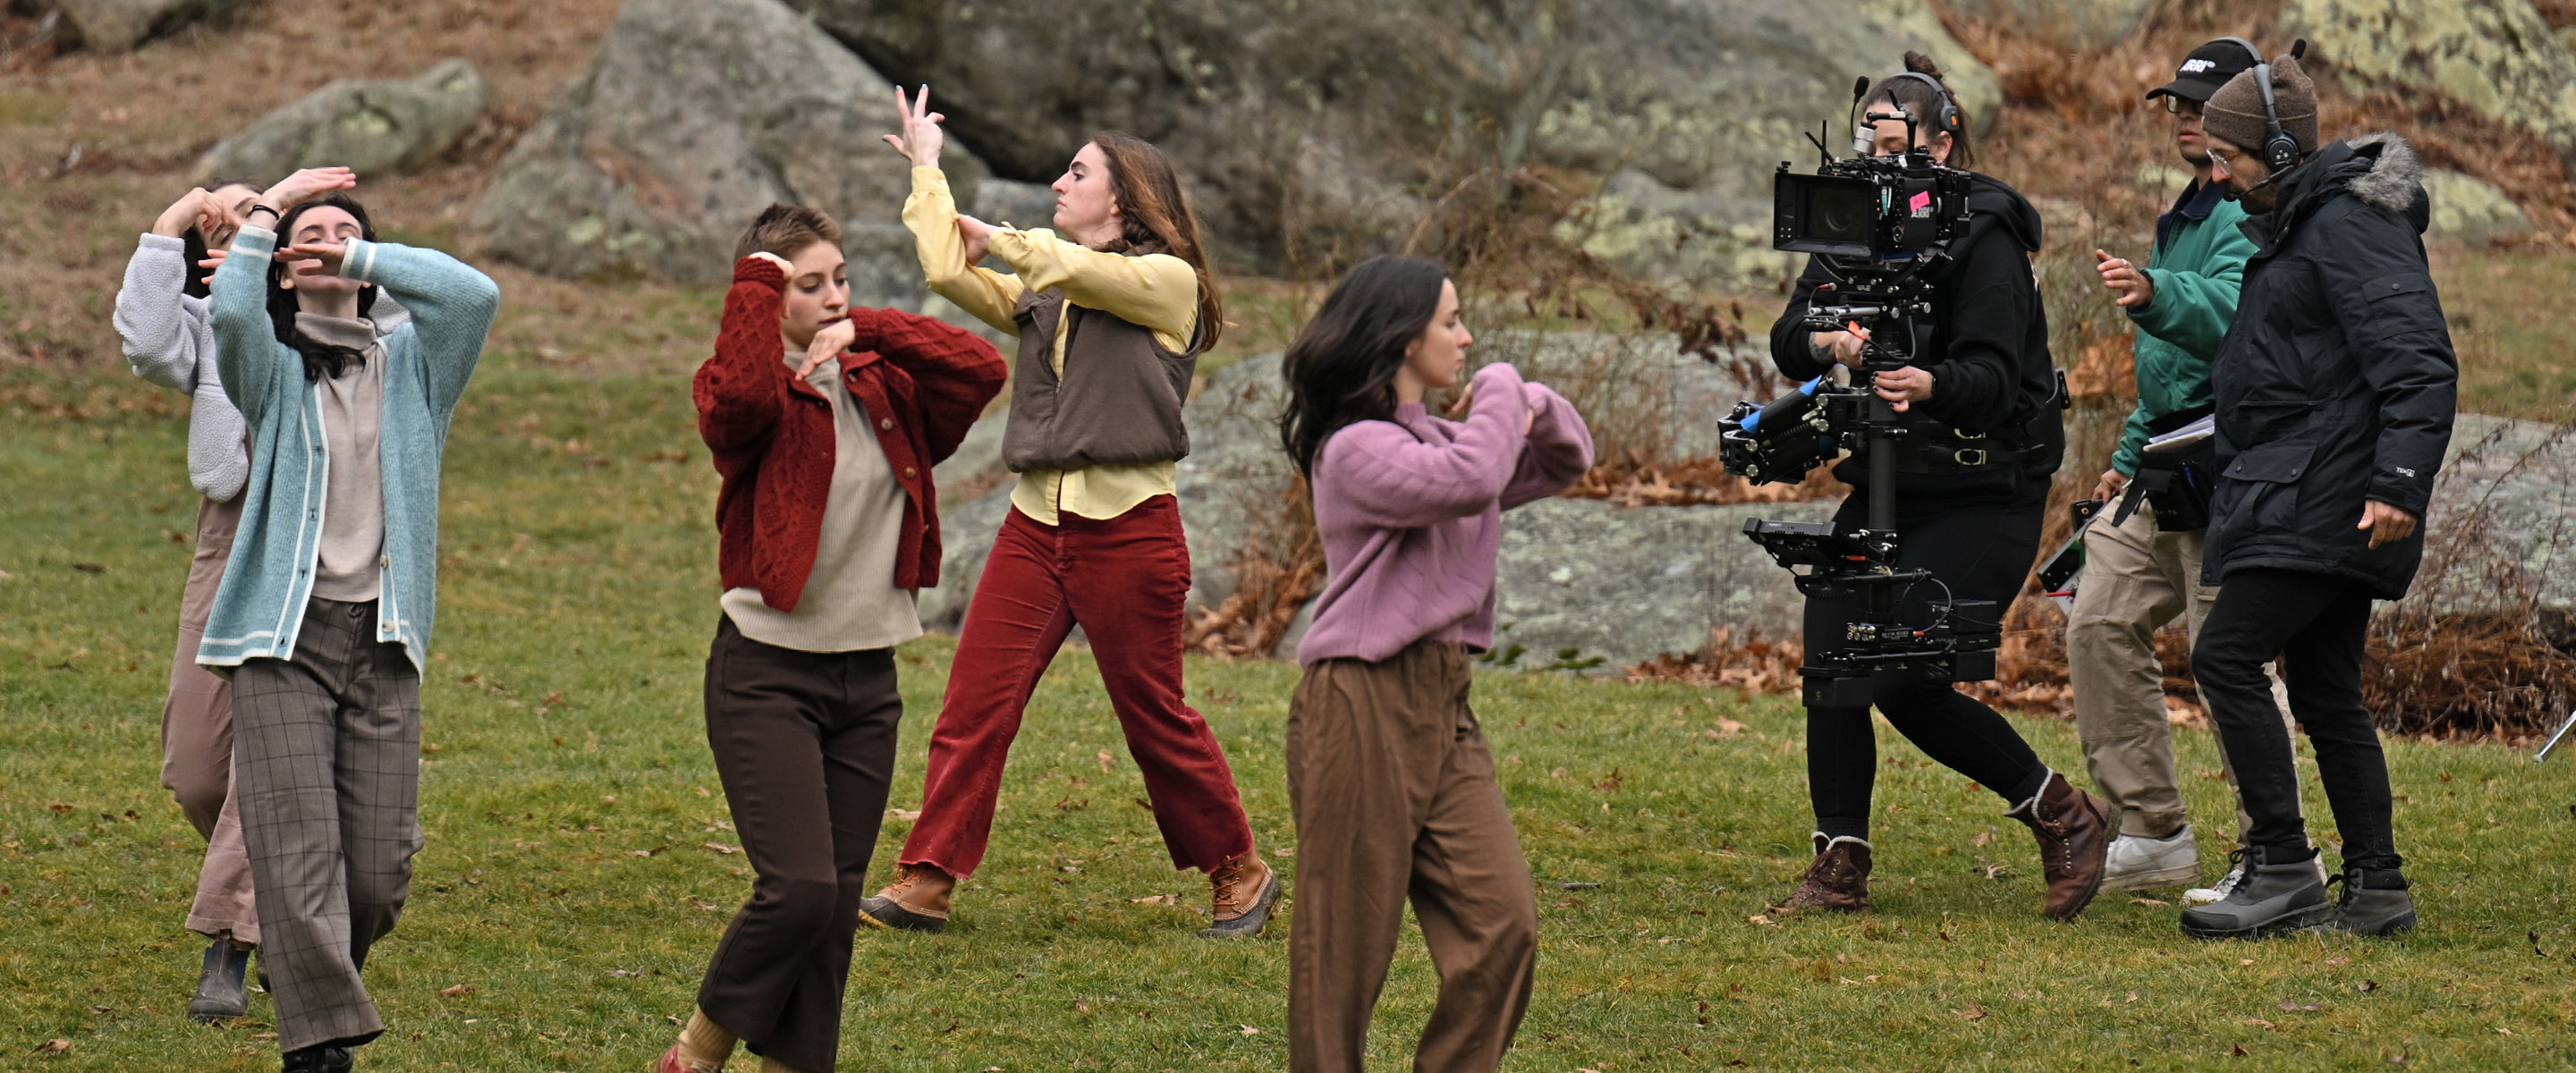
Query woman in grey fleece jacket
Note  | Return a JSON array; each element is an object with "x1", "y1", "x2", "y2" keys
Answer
[{"x1": 114, "y1": 181, "x2": 411, "y2": 1023}]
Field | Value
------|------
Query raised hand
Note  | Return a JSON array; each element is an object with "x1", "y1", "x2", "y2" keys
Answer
[
  {"x1": 152, "y1": 188, "x2": 232, "y2": 240},
  {"x1": 882, "y1": 85, "x2": 947, "y2": 170},
  {"x1": 253, "y1": 166, "x2": 357, "y2": 220},
  {"x1": 277, "y1": 241, "x2": 349, "y2": 279},
  {"x1": 2095, "y1": 249, "x2": 2155, "y2": 308},
  {"x1": 955, "y1": 213, "x2": 996, "y2": 265},
  {"x1": 798, "y1": 317, "x2": 860, "y2": 378}
]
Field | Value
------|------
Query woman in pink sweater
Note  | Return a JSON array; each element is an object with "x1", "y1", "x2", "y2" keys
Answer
[{"x1": 1276, "y1": 255, "x2": 1592, "y2": 1073}]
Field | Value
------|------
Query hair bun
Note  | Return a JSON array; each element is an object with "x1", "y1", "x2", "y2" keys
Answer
[{"x1": 1902, "y1": 49, "x2": 1945, "y2": 83}]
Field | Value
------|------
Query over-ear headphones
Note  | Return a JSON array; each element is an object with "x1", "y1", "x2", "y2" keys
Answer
[
  {"x1": 1852, "y1": 71, "x2": 1962, "y2": 153},
  {"x1": 2251, "y1": 38, "x2": 2309, "y2": 171}
]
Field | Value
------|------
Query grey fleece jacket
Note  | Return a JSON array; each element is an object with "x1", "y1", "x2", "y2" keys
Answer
[{"x1": 115, "y1": 233, "x2": 409, "y2": 502}]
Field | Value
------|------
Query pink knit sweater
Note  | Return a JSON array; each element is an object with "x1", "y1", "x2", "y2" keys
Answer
[{"x1": 1296, "y1": 362, "x2": 1595, "y2": 666}]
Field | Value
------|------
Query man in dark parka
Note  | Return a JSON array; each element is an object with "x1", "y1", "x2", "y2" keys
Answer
[{"x1": 2175, "y1": 53, "x2": 2457, "y2": 942}]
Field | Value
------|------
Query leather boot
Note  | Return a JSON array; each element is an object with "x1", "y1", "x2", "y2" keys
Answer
[
  {"x1": 2178, "y1": 845, "x2": 2333, "y2": 938},
  {"x1": 188, "y1": 938, "x2": 251, "y2": 1021},
  {"x1": 856, "y1": 863, "x2": 953, "y2": 934},
  {"x1": 280, "y1": 1043, "x2": 352, "y2": 1073},
  {"x1": 2004, "y1": 770, "x2": 2111, "y2": 921},
  {"x1": 2310, "y1": 866, "x2": 2417, "y2": 937},
  {"x1": 1785, "y1": 832, "x2": 1872, "y2": 913},
  {"x1": 1199, "y1": 849, "x2": 1282, "y2": 938}
]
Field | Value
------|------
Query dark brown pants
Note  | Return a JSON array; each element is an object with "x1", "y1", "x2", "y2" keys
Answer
[
  {"x1": 698, "y1": 618, "x2": 903, "y2": 1073},
  {"x1": 1286, "y1": 642, "x2": 1538, "y2": 1073}
]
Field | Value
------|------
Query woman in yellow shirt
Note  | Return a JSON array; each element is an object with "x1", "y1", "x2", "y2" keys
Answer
[{"x1": 857, "y1": 88, "x2": 1278, "y2": 939}]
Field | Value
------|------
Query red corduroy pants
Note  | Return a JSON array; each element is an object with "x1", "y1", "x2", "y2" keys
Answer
[{"x1": 899, "y1": 494, "x2": 1253, "y2": 877}]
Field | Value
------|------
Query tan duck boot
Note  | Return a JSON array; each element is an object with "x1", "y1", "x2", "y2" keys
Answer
[
  {"x1": 1200, "y1": 849, "x2": 1281, "y2": 938},
  {"x1": 856, "y1": 862, "x2": 954, "y2": 934}
]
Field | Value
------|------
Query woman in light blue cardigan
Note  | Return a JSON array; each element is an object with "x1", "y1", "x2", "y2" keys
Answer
[{"x1": 202, "y1": 166, "x2": 498, "y2": 1073}]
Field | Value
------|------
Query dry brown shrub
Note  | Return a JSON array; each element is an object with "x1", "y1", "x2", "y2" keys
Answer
[
  {"x1": 1565, "y1": 455, "x2": 1845, "y2": 509},
  {"x1": 1623, "y1": 626, "x2": 1808, "y2": 696},
  {"x1": 1184, "y1": 475, "x2": 1325, "y2": 660}
]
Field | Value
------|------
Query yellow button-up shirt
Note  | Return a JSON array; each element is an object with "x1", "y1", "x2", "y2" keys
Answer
[{"x1": 902, "y1": 166, "x2": 1199, "y2": 526}]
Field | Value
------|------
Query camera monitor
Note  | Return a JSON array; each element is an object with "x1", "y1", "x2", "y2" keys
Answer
[{"x1": 1774, "y1": 171, "x2": 1882, "y2": 258}]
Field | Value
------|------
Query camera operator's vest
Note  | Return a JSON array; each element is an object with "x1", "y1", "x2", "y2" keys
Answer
[{"x1": 999, "y1": 284, "x2": 1205, "y2": 473}]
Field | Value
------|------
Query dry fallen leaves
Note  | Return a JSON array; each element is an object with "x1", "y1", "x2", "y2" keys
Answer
[
  {"x1": 38, "y1": 1038, "x2": 71, "y2": 1055},
  {"x1": 439, "y1": 984, "x2": 474, "y2": 998},
  {"x1": 702, "y1": 841, "x2": 741, "y2": 856},
  {"x1": 1960, "y1": 1001, "x2": 1988, "y2": 1021},
  {"x1": 1126, "y1": 893, "x2": 1177, "y2": 906}
]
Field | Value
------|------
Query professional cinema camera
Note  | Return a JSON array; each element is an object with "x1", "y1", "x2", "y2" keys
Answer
[{"x1": 1716, "y1": 77, "x2": 1999, "y2": 707}]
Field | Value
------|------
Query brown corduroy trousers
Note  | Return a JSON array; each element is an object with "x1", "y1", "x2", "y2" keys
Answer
[
  {"x1": 696, "y1": 618, "x2": 904, "y2": 1073},
  {"x1": 1286, "y1": 641, "x2": 1537, "y2": 1073}
]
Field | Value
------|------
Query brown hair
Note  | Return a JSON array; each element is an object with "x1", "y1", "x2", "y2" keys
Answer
[
  {"x1": 1865, "y1": 51, "x2": 1975, "y2": 170},
  {"x1": 181, "y1": 177, "x2": 267, "y2": 300},
  {"x1": 733, "y1": 204, "x2": 843, "y2": 263},
  {"x1": 1087, "y1": 131, "x2": 1225, "y2": 352},
  {"x1": 266, "y1": 192, "x2": 379, "y2": 382}
]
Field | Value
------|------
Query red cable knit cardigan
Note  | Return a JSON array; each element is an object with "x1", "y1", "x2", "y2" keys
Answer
[{"x1": 695, "y1": 256, "x2": 1007, "y2": 612}]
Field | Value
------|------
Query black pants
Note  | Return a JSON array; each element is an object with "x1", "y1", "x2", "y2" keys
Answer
[
  {"x1": 698, "y1": 618, "x2": 904, "y2": 1073},
  {"x1": 2190, "y1": 569, "x2": 2397, "y2": 872},
  {"x1": 1805, "y1": 491, "x2": 2050, "y2": 840}
]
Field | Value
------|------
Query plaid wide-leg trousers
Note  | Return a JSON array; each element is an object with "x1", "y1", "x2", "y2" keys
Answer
[{"x1": 231, "y1": 596, "x2": 423, "y2": 1054}]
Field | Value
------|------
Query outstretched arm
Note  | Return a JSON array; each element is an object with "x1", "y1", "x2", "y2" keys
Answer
[{"x1": 1317, "y1": 363, "x2": 1532, "y2": 528}]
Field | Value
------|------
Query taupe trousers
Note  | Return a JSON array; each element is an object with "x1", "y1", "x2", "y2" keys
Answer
[
  {"x1": 2067, "y1": 506, "x2": 2295, "y2": 840},
  {"x1": 162, "y1": 493, "x2": 258, "y2": 943},
  {"x1": 1287, "y1": 641, "x2": 1537, "y2": 1073},
  {"x1": 233, "y1": 597, "x2": 424, "y2": 1053}
]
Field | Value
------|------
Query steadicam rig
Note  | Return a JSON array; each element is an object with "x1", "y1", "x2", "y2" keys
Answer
[{"x1": 1713, "y1": 80, "x2": 2001, "y2": 707}]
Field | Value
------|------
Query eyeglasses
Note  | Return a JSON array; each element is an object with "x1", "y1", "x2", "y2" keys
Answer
[
  {"x1": 2161, "y1": 95, "x2": 2205, "y2": 115},
  {"x1": 2207, "y1": 144, "x2": 2243, "y2": 176}
]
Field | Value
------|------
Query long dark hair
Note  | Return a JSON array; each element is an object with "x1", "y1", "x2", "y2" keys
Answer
[
  {"x1": 1277, "y1": 255, "x2": 1451, "y2": 476},
  {"x1": 1865, "y1": 51, "x2": 1975, "y2": 169},
  {"x1": 267, "y1": 192, "x2": 380, "y2": 382},
  {"x1": 180, "y1": 177, "x2": 264, "y2": 300},
  {"x1": 1089, "y1": 131, "x2": 1225, "y2": 352}
]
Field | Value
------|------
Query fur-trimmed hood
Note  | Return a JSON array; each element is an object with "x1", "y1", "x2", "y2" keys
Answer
[{"x1": 2271, "y1": 131, "x2": 2431, "y2": 236}]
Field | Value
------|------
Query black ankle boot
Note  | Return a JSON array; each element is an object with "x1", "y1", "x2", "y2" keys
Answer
[
  {"x1": 281, "y1": 1043, "x2": 353, "y2": 1072},
  {"x1": 188, "y1": 939, "x2": 251, "y2": 1022},
  {"x1": 2313, "y1": 866, "x2": 2417, "y2": 936},
  {"x1": 2178, "y1": 845, "x2": 2332, "y2": 939}
]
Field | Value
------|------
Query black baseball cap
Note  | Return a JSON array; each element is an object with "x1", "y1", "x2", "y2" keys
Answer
[{"x1": 2145, "y1": 38, "x2": 2264, "y2": 105}]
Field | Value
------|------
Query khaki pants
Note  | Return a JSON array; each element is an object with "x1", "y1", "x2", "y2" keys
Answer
[
  {"x1": 1286, "y1": 642, "x2": 1537, "y2": 1073},
  {"x1": 2067, "y1": 506, "x2": 2293, "y2": 839},
  {"x1": 162, "y1": 494, "x2": 258, "y2": 942}
]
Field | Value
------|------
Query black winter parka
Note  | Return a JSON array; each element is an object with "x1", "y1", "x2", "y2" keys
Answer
[
  {"x1": 1769, "y1": 173, "x2": 2064, "y2": 503},
  {"x1": 2203, "y1": 133, "x2": 2459, "y2": 600}
]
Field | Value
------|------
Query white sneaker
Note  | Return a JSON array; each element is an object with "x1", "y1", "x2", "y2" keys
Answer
[
  {"x1": 2101, "y1": 824, "x2": 2200, "y2": 891},
  {"x1": 2185, "y1": 849, "x2": 2327, "y2": 905}
]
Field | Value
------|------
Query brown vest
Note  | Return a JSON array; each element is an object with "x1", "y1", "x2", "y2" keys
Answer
[{"x1": 999, "y1": 287, "x2": 1201, "y2": 472}]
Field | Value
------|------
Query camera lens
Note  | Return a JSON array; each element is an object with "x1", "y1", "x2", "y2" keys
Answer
[{"x1": 1809, "y1": 186, "x2": 1872, "y2": 243}]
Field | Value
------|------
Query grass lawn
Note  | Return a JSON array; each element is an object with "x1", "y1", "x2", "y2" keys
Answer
[{"x1": 3, "y1": 359, "x2": 2572, "y2": 1073}]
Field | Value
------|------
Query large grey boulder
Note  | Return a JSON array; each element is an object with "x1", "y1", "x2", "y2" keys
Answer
[
  {"x1": 2411, "y1": 415, "x2": 2576, "y2": 633},
  {"x1": 472, "y1": 0, "x2": 987, "y2": 292},
  {"x1": 46, "y1": 0, "x2": 251, "y2": 53},
  {"x1": 786, "y1": 0, "x2": 1995, "y2": 284},
  {"x1": 2421, "y1": 168, "x2": 2535, "y2": 245},
  {"x1": 191, "y1": 59, "x2": 489, "y2": 184},
  {"x1": 920, "y1": 341, "x2": 1833, "y2": 672},
  {"x1": 2285, "y1": 0, "x2": 2576, "y2": 160}
]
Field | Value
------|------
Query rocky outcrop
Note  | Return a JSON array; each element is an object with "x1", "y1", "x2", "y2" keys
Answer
[
  {"x1": 784, "y1": 0, "x2": 1995, "y2": 284},
  {"x1": 2285, "y1": 0, "x2": 2576, "y2": 160},
  {"x1": 43, "y1": 0, "x2": 251, "y2": 53},
  {"x1": 471, "y1": 0, "x2": 988, "y2": 292},
  {"x1": 2421, "y1": 167, "x2": 2536, "y2": 245},
  {"x1": 2414, "y1": 414, "x2": 2576, "y2": 630},
  {"x1": 191, "y1": 59, "x2": 489, "y2": 184},
  {"x1": 918, "y1": 342, "x2": 1834, "y2": 671},
  {"x1": 1938, "y1": 0, "x2": 2156, "y2": 49}
]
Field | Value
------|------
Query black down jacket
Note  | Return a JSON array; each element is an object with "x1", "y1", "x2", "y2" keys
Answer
[{"x1": 2203, "y1": 133, "x2": 2458, "y2": 601}]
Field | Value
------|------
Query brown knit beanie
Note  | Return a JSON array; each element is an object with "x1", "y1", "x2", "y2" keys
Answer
[{"x1": 2202, "y1": 54, "x2": 2318, "y2": 161}]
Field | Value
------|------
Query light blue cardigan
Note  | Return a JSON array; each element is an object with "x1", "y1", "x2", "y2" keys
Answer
[{"x1": 197, "y1": 224, "x2": 498, "y2": 674}]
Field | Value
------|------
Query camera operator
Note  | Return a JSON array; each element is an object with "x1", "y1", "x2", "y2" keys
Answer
[
  {"x1": 2176, "y1": 54, "x2": 2455, "y2": 940},
  {"x1": 1768, "y1": 54, "x2": 2109, "y2": 922},
  {"x1": 2072, "y1": 38, "x2": 2314, "y2": 906}
]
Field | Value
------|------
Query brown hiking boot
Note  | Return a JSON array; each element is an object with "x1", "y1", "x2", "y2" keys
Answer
[
  {"x1": 1200, "y1": 849, "x2": 1281, "y2": 938},
  {"x1": 1785, "y1": 832, "x2": 1873, "y2": 913},
  {"x1": 856, "y1": 863, "x2": 953, "y2": 934},
  {"x1": 2005, "y1": 770, "x2": 2112, "y2": 921}
]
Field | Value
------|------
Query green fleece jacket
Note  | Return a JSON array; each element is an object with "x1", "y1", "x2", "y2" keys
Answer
[{"x1": 2115, "y1": 180, "x2": 2256, "y2": 477}]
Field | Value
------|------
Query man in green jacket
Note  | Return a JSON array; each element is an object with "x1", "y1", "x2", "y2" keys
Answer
[{"x1": 2069, "y1": 38, "x2": 2307, "y2": 902}]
